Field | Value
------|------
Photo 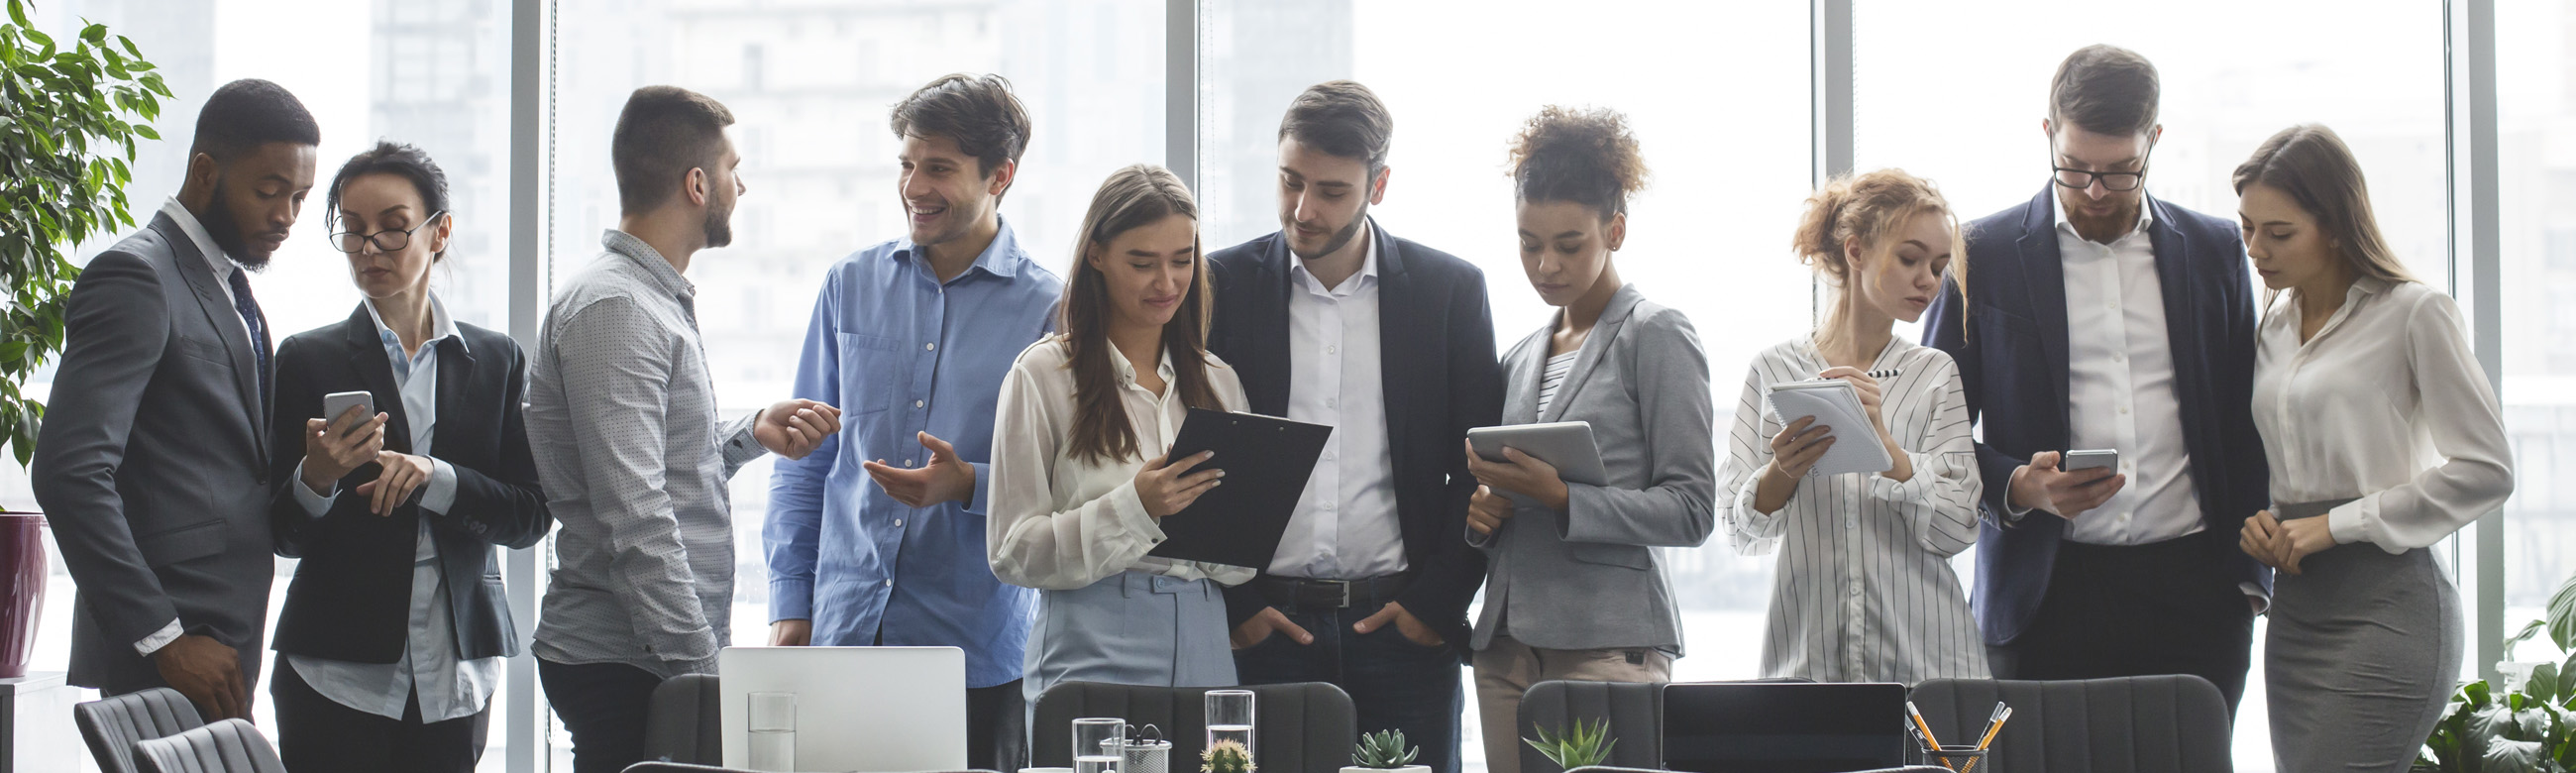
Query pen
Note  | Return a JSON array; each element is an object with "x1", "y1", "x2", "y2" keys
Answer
[
  {"x1": 1959, "y1": 704, "x2": 2011, "y2": 773},
  {"x1": 1865, "y1": 368, "x2": 1901, "y2": 380},
  {"x1": 1905, "y1": 702, "x2": 1950, "y2": 770}
]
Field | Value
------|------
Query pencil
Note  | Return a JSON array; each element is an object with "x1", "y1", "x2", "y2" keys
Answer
[
  {"x1": 1864, "y1": 368, "x2": 1902, "y2": 380},
  {"x1": 1905, "y1": 702, "x2": 1951, "y2": 770},
  {"x1": 1959, "y1": 705, "x2": 2011, "y2": 773}
]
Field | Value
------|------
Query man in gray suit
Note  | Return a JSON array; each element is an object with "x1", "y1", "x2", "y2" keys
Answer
[{"x1": 33, "y1": 79, "x2": 326, "y2": 722}]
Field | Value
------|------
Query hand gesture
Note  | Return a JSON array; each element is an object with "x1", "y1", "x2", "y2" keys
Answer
[
  {"x1": 153, "y1": 634, "x2": 249, "y2": 721},
  {"x1": 1132, "y1": 451, "x2": 1223, "y2": 519},
  {"x1": 1463, "y1": 439, "x2": 1569, "y2": 513},
  {"x1": 1230, "y1": 607, "x2": 1313, "y2": 650},
  {"x1": 1353, "y1": 602, "x2": 1446, "y2": 647},
  {"x1": 1767, "y1": 416, "x2": 1836, "y2": 480},
  {"x1": 755, "y1": 399, "x2": 842, "y2": 460},
  {"x1": 2009, "y1": 451, "x2": 2125, "y2": 520},
  {"x1": 353, "y1": 452, "x2": 434, "y2": 516},
  {"x1": 300, "y1": 405, "x2": 387, "y2": 495},
  {"x1": 1815, "y1": 367, "x2": 1890, "y2": 441},
  {"x1": 1466, "y1": 485, "x2": 1513, "y2": 536},
  {"x1": 863, "y1": 431, "x2": 977, "y2": 507}
]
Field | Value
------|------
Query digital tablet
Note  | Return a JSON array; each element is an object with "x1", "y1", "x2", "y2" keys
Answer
[{"x1": 1466, "y1": 421, "x2": 1610, "y2": 487}]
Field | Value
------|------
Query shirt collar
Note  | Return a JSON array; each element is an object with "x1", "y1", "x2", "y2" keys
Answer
[
  {"x1": 2049, "y1": 189, "x2": 2157, "y2": 242},
  {"x1": 1107, "y1": 341, "x2": 1176, "y2": 386},
  {"x1": 362, "y1": 292, "x2": 466, "y2": 356},
  {"x1": 1288, "y1": 217, "x2": 1380, "y2": 294},
  {"x1": 894, "y1": 216, "x2": 1027, "y2": 281},
  {"x1": 601, "y1": 229, "x2": 697, "y2": 299},
  {"x1": 161, "y1": 197, "x2": 242, "y2": 280}
]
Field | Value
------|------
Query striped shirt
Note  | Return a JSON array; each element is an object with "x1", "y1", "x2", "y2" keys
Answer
[
  {"x1": 1534, "y1": 351, "x2": 1576, "y2": 417},
  {"x1": 526, "y1": 230, "x2": 767, "y2": 678},
  {"x1": 1717, "y1": 337, "x2": 1986, "y2": 685}
]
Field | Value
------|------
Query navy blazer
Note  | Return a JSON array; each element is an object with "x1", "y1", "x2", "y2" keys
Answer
[
  {"x1": 1206, "y1": 222, "x2": 1505, "y2": 649},
  {"x1": 1923, "y1": 186, "x2": 2272, "y2": 646}
]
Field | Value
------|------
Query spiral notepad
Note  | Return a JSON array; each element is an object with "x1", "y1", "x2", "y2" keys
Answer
[{"x1": 1762, "y1": 379, "x2": 1894, "y2": 477}]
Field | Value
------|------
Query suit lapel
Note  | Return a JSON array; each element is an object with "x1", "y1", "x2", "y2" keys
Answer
[
  {"x1": 1540, "y1": 284, "x2": 1640, "y2": 424},
  {"x1": 1502, "y1": 329, "x2": 1549, "y2": 424},
  {"x1": 432, "y1": 333, "x2": 475, "y2": 458},
  {"x1": 343, "y1": 307, "x2": 413, "y2": 455},
  {"x1": 1247, "y1": 239, "x2": 1295, "y2": 416},
  {"x1": 1372, "y1": 223, "x2": 1413, "y2": 466},
  {"x1": 2145, "y1": 197, "x2": 2204, "y2": 400},
  {"x1": 2016, "y1": 188, "x2": 2075, "y2": 422},
  {"x1": 158, "y1": 215, "x2": 268, "y2": 459}
]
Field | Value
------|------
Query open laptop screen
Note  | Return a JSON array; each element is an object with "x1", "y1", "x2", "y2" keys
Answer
[{"x1": 1659, "y1": 682, "x2": 1907, "y2": 773}]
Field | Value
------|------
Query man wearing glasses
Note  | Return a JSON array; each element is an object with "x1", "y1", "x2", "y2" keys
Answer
[{"x1": 1923, "y1": 45, "x2": 2271, "y2": 713}]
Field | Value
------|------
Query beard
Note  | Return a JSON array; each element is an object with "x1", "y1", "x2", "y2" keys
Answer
[
  {"x1": 703, "y1": 197, "x2": 735, "y2": 249},
  {"x1": 198, "y1": 179, "x2": 270, "y2": 271},
  {"x1": 1286, "y1": 204, "x2": 1369, "y2": 262},
  {"x1": 2061, "y1": 192, "x2": 2143, "y2": 244}
]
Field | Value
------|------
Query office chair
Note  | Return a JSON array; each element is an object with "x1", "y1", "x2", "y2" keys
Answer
[
  {"x1": 1908, "y1": 675, "x2": 2234, "y2": 773},
  {"x1": 130, "y1": 718, "x2": 285, "y2": 773},
  {"x1": 73, "y1": 687, "x2": 208, "y2": 773}
]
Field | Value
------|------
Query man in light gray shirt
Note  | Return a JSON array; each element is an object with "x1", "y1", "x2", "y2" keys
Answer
[{"x1": 525, "y1": 85, "x2": 840, "y2": 773}]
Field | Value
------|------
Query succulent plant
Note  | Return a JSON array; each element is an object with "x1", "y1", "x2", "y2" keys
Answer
[
  {"x1": 1203, "y1": 738, "x2": 1255, "y2": 773},
  {"x1": 1352, "y1": 728, "x2": 1420, "y2": 769},
  {"x1": 1525, "y1": 718, "x2": 1617, "y2": 770}
]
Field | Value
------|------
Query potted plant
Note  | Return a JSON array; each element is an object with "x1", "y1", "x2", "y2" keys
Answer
[
  {"x1": 1345, "y1": 728, "x2": 1428, "y2": 773},
  {"x1": 1525, "y1": 718, "x2": 1618, "y2": 772},
  {"x1": 2415, "y1": 572, "x2": 2576, "y2": 772},
  {"x1": 1203, "y1": 738, "x2": 1254, "y2": 773},
  {"x1": 0, "y1": 0, "x2": 170, "y2": 678}
]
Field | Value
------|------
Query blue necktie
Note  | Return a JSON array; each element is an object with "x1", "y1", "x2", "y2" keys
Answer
[{"x1": 223, "y1": 268, "x2": 271, "y2": 406}]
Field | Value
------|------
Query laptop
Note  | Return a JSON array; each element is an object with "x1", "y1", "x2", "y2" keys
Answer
[
  {"x1": 718, "y1": 646, "x2": 968, "y2": 772},
  {"x1": 1659, "y1": 682, "x2": 1908, "y2": 773}
]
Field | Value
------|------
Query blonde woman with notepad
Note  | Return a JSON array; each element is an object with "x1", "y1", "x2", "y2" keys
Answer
[{"x1": 1717, "y1": 168, "x2": 1987, "y2": 685}]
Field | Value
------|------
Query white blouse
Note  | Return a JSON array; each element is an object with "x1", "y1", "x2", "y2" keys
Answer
[
  {"x1": 987, "y1": 337, "x2": 1259, "y2": 591},
  {"x1": 2253, "y1": 276, "x2": 2514, "y2": 553},
  {"x1": 1718, "y1": 337, "x2": 1987, "y2": 684}
]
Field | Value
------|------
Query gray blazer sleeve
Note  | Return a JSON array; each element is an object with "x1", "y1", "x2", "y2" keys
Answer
[
  {"x1": 1560, "y1": 309, "x2": 1717, "y2": 548},
  {"x1": 31, "y1": 250, "x2": 181, "y2": 647}
]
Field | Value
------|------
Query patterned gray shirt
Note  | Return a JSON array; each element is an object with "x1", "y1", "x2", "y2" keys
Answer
[{"x1": 527, "y1": 230, "x2": 765, "y2": 678}]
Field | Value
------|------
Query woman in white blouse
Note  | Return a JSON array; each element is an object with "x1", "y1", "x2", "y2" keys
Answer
[
  {"x1": 1716, "y1": 167, "x2": 1988, "y2": 685},
  {"x1": 987, "y1": 165, "x2": 1254, "y2": 708},
  {"x1": 2232, "y1": 125, "x2": 2513, "y2": 773}
]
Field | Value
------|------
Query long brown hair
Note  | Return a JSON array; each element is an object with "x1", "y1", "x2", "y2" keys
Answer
[
  {"x1": 1059, "y1": 164, "x2": 1222, "y2": 464},
  {"x1": 1792, "y1": 167, "x2": 1965, "y2": 350},
  {"x1": 2230, "y1": 124, "x2": 2418, "y2": 290}
]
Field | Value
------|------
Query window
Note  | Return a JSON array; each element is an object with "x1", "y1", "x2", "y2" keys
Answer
[{"x1": 2497, "y1": 0, "x2": 2576, "y2": 682}]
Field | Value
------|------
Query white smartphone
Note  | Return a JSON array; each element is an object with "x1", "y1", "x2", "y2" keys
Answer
[
  {"x1": 321, "y1": 390, "x2": 375, "y2": 436},
  {"x1": 2062, "y1": 448, "x2": 2120, "y2": 473}
]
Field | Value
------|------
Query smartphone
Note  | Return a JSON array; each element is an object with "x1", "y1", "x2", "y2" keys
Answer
[
  {"x1": 2062, "y1": 448, "x2": 2120, "y2": 473},
  {"x1": 321, "y1": 390, "x2": 375, "y2": 437}
]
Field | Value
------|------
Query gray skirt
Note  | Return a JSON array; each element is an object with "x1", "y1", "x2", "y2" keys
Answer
[
  {"x1": 2267, "y1": 499, "x2": 2463, "y2": 773},
  {"x1": 1022, "y1": 570, "x2": 1237, "y2": 708}
]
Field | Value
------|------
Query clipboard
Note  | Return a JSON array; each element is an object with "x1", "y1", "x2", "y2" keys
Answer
[
  {"x1": 1143, "y1": 408, "x2": 1333, "y2": 568},
  {"x1": 1762, "y1": 379, "x2": 1894, "y2": 477}
]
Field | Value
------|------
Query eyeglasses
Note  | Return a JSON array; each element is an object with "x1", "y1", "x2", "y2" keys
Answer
[
  {"x1": 328, "y1": 211, "x2": 448, "y2": 254},
  {"x1": 2050, "y1": 146, "x2": 2153, "y2": 192}
]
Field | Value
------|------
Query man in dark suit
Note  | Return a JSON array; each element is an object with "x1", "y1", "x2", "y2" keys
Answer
[
  {"x1": 33, "y1": 79, "x2": 322, "y2": 721},
  {"x1": 1923, "y1": 46, "x2": 2270, "y2": 712},
  {"x1": 1207, "y1": 80, "x2": 1504, "y2": 773}
]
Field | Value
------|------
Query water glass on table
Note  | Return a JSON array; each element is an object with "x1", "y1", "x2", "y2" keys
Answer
[
  {"x1": 746, "y1": 691, "x2": 797, "y2": 772},
  {"x1": 1075, "y1": 717, "x2": 1127, "y2": 773},
  {"x1": 1204, "y1": 689, "x2": 1255, "y2": 759}
]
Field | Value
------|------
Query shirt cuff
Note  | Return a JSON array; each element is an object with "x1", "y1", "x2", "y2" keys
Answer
[
  {"x1": 417, "y1": 458, "x2": 460, "y2": 515},
  {"x1": 722, "y1": 413, "x2": 768, "y2": 468},
  {"x1": 290, "y1": 460, "x2": 338, "y2": 517},
  {"x1": 2325, "y1": 495, "x2": 2383, "y2": 550},
  {"x1": 2238, "y1": 582, "x2": 2271, "y2": 614},
  {"x1": 769, "y1": 576, "x2": 815, "y2": 622},
  {"x1": 134, "y1": 618, "x2": 183, "y2": 656},
  {"x1": 961, "y1": 461, "x2": 992, "y2": 516}
]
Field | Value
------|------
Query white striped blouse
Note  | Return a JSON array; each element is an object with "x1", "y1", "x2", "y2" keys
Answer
[
  {"x1": 1535, "y1": 350, "x2": 1576, "y2": 417},
  {"x1": 1717, "y1": 336, "x2": 1987, "y2": 685}
]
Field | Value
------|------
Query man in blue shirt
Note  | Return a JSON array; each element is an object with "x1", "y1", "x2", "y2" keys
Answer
[{"x1": 765, "y1": 73, "x2": 1059, "y2": 772}]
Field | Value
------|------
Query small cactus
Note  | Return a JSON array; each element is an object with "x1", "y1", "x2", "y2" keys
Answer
[
  {"x1": 1525, "y1": 718, "x2": 1617, "y2": 770},
  {"x1": 1352, "y1": 729, "x2": 1421, "y2": 769},
  {"x1": 1203, "y1": 738, "x2": 1255, "y2": 773}
]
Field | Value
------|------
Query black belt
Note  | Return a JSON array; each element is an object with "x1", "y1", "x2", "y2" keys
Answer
[
  {"x1": 2274, "y1": 497, "x2": 2360, "y2": 521},
  {"x1": 1252, "y1": 574, "x2": 1411, "y2": 613}
]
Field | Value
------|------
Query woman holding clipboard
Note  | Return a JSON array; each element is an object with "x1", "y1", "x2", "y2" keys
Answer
[
  {"x1": 1460, "y1": 107, "x2": 1715, "y2": 773},
  {"x1": 987, "y1": 165, "x2": 1254, "y2": 707},
  {"x1": 1715, "y1": 168, "x2": 1986, "y2": 685}
]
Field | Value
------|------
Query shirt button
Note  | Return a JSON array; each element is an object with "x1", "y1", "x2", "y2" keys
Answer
[
  {"x1": 885, "y1": 579, "x2": 894, "y2": 588},
  {"x1": 914, "y1": 400, "x2": 924, "y2": 408},
  {"x1": 2118, "y1": 405, "x2": 2131, "y2": 415},
  {"x1": 924, "y1": 342, "x2": 936, "y2": 351},
  {"x1": 894, "y1": 519, "x2": 905, "y2": 527},
  {"x1": 904, "y1": 458, "x2": 915, "y2": 467},
  {"x1": 1327, "y1": 398, "x2": 1339, "y2": 408},
  {"x1": 1323, "y1": 501, "x2": 1337, "y2": 510},
  {"x1": 1327, "y1": 345, "x2": 1339, "y2": 355},
  {"x1": 1845, "y1": 519, "x2": 1857, "y2": 529},
  {"x1": 2108, "y1": 301, "x2": 2119, "y2": 310},
  {"x1": 1849, "y1": 584, "x2": 1863, "y2": 597},
  {"x1": 2112, "y1": 352, "x2": 2126, "y2": 363}
]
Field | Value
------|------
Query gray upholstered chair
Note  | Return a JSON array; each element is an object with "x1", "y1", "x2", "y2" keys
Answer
[
  {"x1": 644, "y1": 672, "x2": 726, "y2": 765},
  {"x1": 622, "y1": 765, "x2": 1002, "y2": 773},
  {"x1": 1030, "y1": 681, "x2": 1356, "y2": 773},
  {"x1": 74, "y1": 687, "x2": 209, "y2": 773},
  {"x1": 130, "y1": 718, "x2": 285, "y2": 773},
  {"x1": 1907, "y1": 675, "x2": 2234, "y2": 773},
  {"x1": 1516, "y1": 681, "x2": 1669, "y2": 773}
]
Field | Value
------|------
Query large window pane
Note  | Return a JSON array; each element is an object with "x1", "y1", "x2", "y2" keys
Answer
[
  {"x1": 1854, "y1": 4, "x2": 2447, "y2": 770},
  {"x1": 546, "y1": 0, "x2": 1165, "y2": 764},
  {"x1": 1203, "y1": 3, "x2": 1811, "y2": 771},
  {"x1": 2497, "y1": 0, "x2": 2576, "y2": 680}
]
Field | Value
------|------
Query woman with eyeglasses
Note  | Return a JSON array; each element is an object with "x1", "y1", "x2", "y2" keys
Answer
[{"x1": 264, "y1": 141, "x2": 551, "y2": 773}]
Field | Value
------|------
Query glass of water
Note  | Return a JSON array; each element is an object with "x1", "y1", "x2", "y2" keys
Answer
[
  {"x1": 1073, "y1": 717, "x2": 1126, "y2": 773},
  {"x1": 746, "y1": 691, "x2": 797, "y2": 772},
  {"x1": 1204, "y1": 690, "x2": 1255, "y2": 760}
]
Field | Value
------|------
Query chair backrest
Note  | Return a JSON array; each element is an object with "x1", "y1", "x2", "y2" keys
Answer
[
  {"x1": 1908, "y1": 675, "x2": 2234, "y2": 773},
  {"x1": 1030, "y1": 681, "x2": 1356, "y2": 773},
  {"x1": 131, "y1": 718, "x2": 285, "y2": 773},
  {"x1": 644, "y1": 672, "x2": 725, "y2": 766},
  {"x1": 1562, "y1": 768, "x2": 1951, "y2": 773},
  {"x1": 1517, "y1": 682, "x2": 1668, "y2": 773},
  {"x1": 74, "y1": 687, "x2": 208, "y2": 773},
  {"x1": 621, "y1": 765, "x2": 1003, "y2": 773}
]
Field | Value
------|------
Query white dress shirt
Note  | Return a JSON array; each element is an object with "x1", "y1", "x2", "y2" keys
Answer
[
  {"x1": 133, "y1": 197, "x2": 255, "y2": 658},
  {"x1": 2050, "y1": 198, "x2": 2205, "y2": 545},
  {"x1": 2253, "y1": 277, "x2": 2513, "y2": 552},
  {"x1": 987, "y1": 337, "x2": 1259, "y2": 591},
  {"x1": 1271, "y1": 229, "x2": 1406, "y2": 579},
  {"x1": 283, "y1": 295, "x2": 493, "y2": 722}
]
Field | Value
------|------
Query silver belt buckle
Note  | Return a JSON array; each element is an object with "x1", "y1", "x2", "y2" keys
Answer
[{"x1": 1318, "y1": 579, "x2": 1352, "y2": 608}]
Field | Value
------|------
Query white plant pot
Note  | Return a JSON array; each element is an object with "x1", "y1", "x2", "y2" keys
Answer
[{"x1": 1342, "y1": 766, "x2": 1431, "y2": 773}]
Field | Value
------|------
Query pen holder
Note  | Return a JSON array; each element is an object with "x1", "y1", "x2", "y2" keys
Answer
[{"x1": 1913, "y1": 744, "x2": 1988, "y2": 772}]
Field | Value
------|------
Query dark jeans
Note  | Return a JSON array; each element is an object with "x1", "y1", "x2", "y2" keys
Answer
[
  {"x1": 270, "y1": 657, "x2": 489, "y2": 773},
  {"x1": 538, "y1": 658, "x2": 666, "y2": 773},
  {"x1": 1234, "y1": 607, "x2": 1463, "y2": 773},
  {"x1": 969, "y1": 679, "x2": 1027, "y2": 772},
  {"x1": 1988, "y1": 530, "x2": 2257, "y2": 714}
]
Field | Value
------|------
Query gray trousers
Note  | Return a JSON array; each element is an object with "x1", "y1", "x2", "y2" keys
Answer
[
  {"x1": 2267, "y1": 500, "x2": 2464, "y2": 773},
  {"x1": 1023, "y1": 571, "x2": 1238, "y2": 710}
]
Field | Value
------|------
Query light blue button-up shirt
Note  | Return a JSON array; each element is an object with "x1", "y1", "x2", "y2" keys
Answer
[{"x1": 765, "y1": 219, "x2": 1061, "y2": 688}]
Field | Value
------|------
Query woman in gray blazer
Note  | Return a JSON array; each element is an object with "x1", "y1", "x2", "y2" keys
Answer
[{"x1": 1463, "y1": 106, "x2": 1715, "y2": 773}]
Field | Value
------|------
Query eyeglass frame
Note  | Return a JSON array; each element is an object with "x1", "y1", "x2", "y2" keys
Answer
[
  {"x1": 327, "y1": 210, "x2": 450, "y2": 254},
  {"x1": 2049, "y1": 143, "x2": 2155, "y2": 192}
]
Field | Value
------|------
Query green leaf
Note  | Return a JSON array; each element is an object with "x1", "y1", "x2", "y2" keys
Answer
[
  {"x1": 6, "y1": 0, "x2": 27, "y2": 30},
  {"x1": 2548, "y1": 574, "x2": 2576, "y2": 654},
  {"x1": 133, "y1": 124, "x2": 155, "y2": 141},
  {"x1": 2527, "y1": 662, "x2": 2559, "y2": 705},
  {"x1": 2483, "y1": 738, "x2": 2546, "y2": 773},
  {"x1": 79, "y1": 23, "x2": 104, "y2": 45}
]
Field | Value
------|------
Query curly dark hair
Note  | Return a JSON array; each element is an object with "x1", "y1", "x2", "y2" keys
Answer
[{"x1": 1506, "y1": 105, "x2": 1648, "y2": 219}]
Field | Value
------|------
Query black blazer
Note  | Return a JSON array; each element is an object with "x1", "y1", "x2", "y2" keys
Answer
[
  {"x1": 1206, "y1": 222, "x2": 1505, "y2": 648},
  {"x1": 1922, "y1": 187, "x2": 2271, "y2": 646},
  {"x1": 266, "y1": 305, "x2": 551, "y2": 664}
]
